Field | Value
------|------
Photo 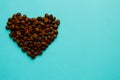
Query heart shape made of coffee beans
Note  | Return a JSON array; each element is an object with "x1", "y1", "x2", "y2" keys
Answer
[{"x1": 6, "y1": 12, "x2": 60, "y2": 59}]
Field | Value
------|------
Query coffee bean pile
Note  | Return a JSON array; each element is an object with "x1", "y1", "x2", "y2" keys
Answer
[{"x1": 6, "y1": 12, "x2": 60, "y2": 58}]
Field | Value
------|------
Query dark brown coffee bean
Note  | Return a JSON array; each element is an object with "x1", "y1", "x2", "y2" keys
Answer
[
  {"x1": 27, "y1": 47, "x2": 31, "y2": 51},
  {"x1": 37, "y1": 50, "x2": 42, "y2": 55},
  {"x1": 8, "y1": 18, "x2": 12, "y2": 22},
  {"x1": 47, "y1": 35, "x2": 51, "y2": 39},
  {"x1": 23, "y1": 14, "x2": 27, "y2": 19},
  {"x1": 25, "y1": 18, "x2": 29, "y2": 22},
  {"x1": 41, "y1": 46, "x2": 46, "y2": 50},
  {"x1": 45, "y1": 13, "x2": 49, "y2": 18},
  {"x1": 39, "y1": 22, "x2": 45, "y2": 26},
  {"x1": 45, "y1": 27, "x2": 50, "y2": 32},
  {"x1": 25, "y1": 30, "x2": 29, "y2": 34},
  {"x1": 6, "y1": 26, "x2": 10, "y2": 29},
  {"x1": 52, "y1": 17, "x2": 56, "y2": 21},
  {"x1": 13, "y1": 37, "x2": 17, "y2": 41},
  {"x1": 16, "y1": 31, "x2": 21, "y2": 36},
  {"x1": 55, "y1": 20, "x2": 60, "y2": 25},
  {"x1": 49, "y1": 15, "x2": 53, "y2": 20},
  {"x1": 7, "y1": 22, "x2": 12, "y2": 25},
  {"x1": 41, "y1": 30, "x2": 46, "y2": 36},
  {"x1": 53, "y1": 34, "x2": 57, "y2": 38},
  {"x1": 29, "y1": 36, "x2": 34, "y2": 41},
  {"x1": 41, "y1": 41, "x2": 46, "y2": 45},
  {"x1": 37, "y1": 16, "x2": 42, "y2": 21},
  {"x1": 34, "y1": 20, "x2": 39, "y2": 25},
  {"x1": 53, "y1": 30, "x2": 58, "y2": 34},
  {"x1": 19, "y1": 42, "x2": 23, "y2": 47},
  {"x1": 31, "y1": 49, "x2": 35, "y2": 53},
  {"x1": 33, "y1": 42, "x2": 37, "y2": 46},
  {"x1": 22, "y1": 46, "x2": 27, "y2": 52},
  {"x1": 27, "y1": 51, "x2": 35, "y2": 58},
  {"x1": 33, "y1": 52, "x2": 38, "y2": 56},
  {"x1": 53, "y1": 24, "x2": 58, "y2": 29},
  {"x1": 44, "y1": 18, "x2": 49, "y2": 23},
  {"x1": 16, "y1": 39, "x2": 20, "y2": 43},
  {"x1": 21, "y1": 20, "x2": 25, "y2": 24},
  {"x1": 35, "y1": 27, "x2": 39, "y2": 31},
  {"x1": 33, "y1": 33, "x2": 38, "y2": 38},
  {"x1": 50, "y1": 31, "x2": 54, "y2": 36},
  {"x1": 16, "y1": 12, "x2": 21, "y2": 16}
]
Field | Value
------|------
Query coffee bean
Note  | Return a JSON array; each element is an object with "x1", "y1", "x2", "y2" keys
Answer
[
  {"x1": 52, "y1": 17, "x2": 56, "y2": 21},
  {"x1": 53, "y1": 30, "x2": 58, "y2": 34},
  {"x1": 45, "y1": 13, "x2": 49, "y2": 18},
  {"x1": 16, "y1": 31, "x2": 21, "y2": 36},
  {"x1": 37, "y1": 16, "x2": 42, "y2": 21},
  {"x1": 53, "y1": 24, "x2": 58, "y2": 29},
  {"x1": 33, "y1": 33, "x2": 38, "y2": 38},
  {"x1": 16, "y1": 12, "x2": 21, "y2": 16},
  {"x1": 8, "y1": 18, "x2": 12, "y2": 22},
  {"x1": 21, "y1": 20, "x2": 25, "y2": 24},
  {"x1": 55, "y1": 20, "x2": 60, "y2": 25},
  {"x1": 27, "y1": 51, "x2": 35, "y2": 59},
  {"x1": 44, "y1": 18, "x2": 49, "y2": 23},
  {"x1": 53, "y1": 34, "x2": 57, "y2": 38},
  {"x1": 22, "y1": 46, "x2": 27, "y2": 52},
  {"x1": 23, "y1": 14, "x2": 27, "y2": 19},
  {"x1": 35, "y1": 27, "x2": 39, "y2": 31},
  {"x1": 6, "y1": 26, "x2": 10, "y2": 29}
]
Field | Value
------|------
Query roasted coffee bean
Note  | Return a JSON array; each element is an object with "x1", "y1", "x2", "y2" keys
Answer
[
  {"x1": 6, "y1": 12, "x2": 60, "y2": 59},
  {"x1": 16, "y1": 12, "x2": 21, "y2": 16},
  {"x1": 19, "y1": 42, "x2": 24, "y2": 47},
  {"x1": 37, "y1": 50, "x2": 42, "y2": 55},
  {"x1": 55, "y1": 20, "x2": 60, "y2": 25},
  {"x1": 27, "y1": 47, "x2": 31, "y2": 51},
  {"x1": 53, "y1": 24, "x2": 58, "y2": 29},
  {"x1": 41, "y1": 41, "x2": 46, "y2": 45},
  {"x1": 21, "y1": 20, "x2": 25, "y2": 24},
  {"x1": 37, "y1": 16, "x2": 42, "y2": 21},
  {"x1": 27, "y1": 51, "x2": 35, "y2": 59},
  {"x1": 22, "y1": 46, "x2": 27, "y2": 52},
  {"x1": 50, "y1": 31, "x2": 54, "y2": 36},
  {"x1": 53, "y1": 34, "x2": 57, "y2": 38},
  {"x1": 35, "y1": 27, "x2": 39, "y2": 31},
  {"x1": 49, "y1": 14, "x2": 53, "y2": 18},
  {"x1": 23, "y1": 14, "x2": 27, "y2": 19},
  {"x1": 41, "y1": 30, "x2": 46, "y2": 36},
  {"x1": 16, "y1": 39, "x2": 20, "y2": 43},
  {"x1": 31, "y1": 49, "x2": 35, "y2": 53},
  {"x1": 45, "y1": 13, "x2": 49, "y2": 18},
  {"x1": 44, "y1": 18, "x2": 49, "y2": 23},
  {"x1": 13, "y1": 37, "x2": 17, "y2": 41},
  {"x1": 6, "y1": 26, "x2": 10, "y2": 29},
  {"x1": 33, "y1": 33, "x2": 38, "y2": 38},
  {"x1": 16, "y1": 31, "x2": 21, "y2": 36},
  {"x1": 7, "y1": 22, "x2": 12, "y2": 25},
  {"x1": 52, "y1": 17, "x2": 56, "y2": 21},
  {"x1": 33, "y1": 52, "x2": 38, "y2": 56},
  {"x1": 53, "y1": 30, "x2": 58, "y2": 34},
  {"x1": 33, "y1": 42, "x2": 37, "y2": 46}
]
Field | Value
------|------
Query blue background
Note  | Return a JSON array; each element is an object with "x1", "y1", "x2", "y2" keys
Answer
[{"x1": 0, "y1": 0, "x2": 120, "y2": 80}]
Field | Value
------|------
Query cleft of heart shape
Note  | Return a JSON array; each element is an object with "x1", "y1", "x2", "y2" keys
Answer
[{"x1": 6, "y1": 12, "x2": 60, "y2": 59}]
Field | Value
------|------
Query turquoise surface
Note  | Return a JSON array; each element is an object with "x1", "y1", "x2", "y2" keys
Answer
[{"x1": 0, "y1": 0, "x2": 120, "y2": 80}]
